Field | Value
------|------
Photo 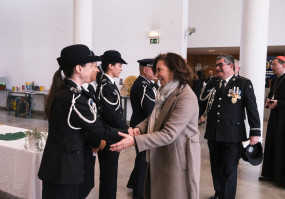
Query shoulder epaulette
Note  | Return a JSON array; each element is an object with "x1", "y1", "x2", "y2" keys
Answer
[
  {"x1": 238, "y1": 76, "x2": 249, "y2": 81},
  {"x1": 69, "y1": 86, "x2": 81, "y2": 94},
  {"x1": 142, "y1": 81, "x2": 149, "y2": 85}
]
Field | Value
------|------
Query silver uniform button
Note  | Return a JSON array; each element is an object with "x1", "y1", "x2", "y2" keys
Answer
[
  {"x1": 219, "y1": 98, "x2": 221, "y2": 100},
  {"x1": 217, "y1": 112, "x2": 220, "y2": 115},
  {"x1": 217, "y1": 120, "x2": 220, "y2": 122},
  {"x1": 218, "y1": 105, "x2": 221, "y2": 107}
]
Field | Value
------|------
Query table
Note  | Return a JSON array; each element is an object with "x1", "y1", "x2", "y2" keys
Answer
[
  {"x1": 7, "y1": 91, "x2": 48, "y2": 119},
  {"x1": 0, "y1": 125, "x2": 43, "y2": 199}
]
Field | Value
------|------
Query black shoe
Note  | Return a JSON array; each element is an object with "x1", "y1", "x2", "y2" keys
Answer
[
  {"x1": 258, "y1": 176, "x2": 272, "y2": 181},
  {"x1": 208, "y1": 195, "x2": 218, "y2": 199}
]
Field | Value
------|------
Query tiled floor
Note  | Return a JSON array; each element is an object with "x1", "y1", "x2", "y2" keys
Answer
[{"x1": 0, "y1": 110, "x2": 285, "y2": 199}]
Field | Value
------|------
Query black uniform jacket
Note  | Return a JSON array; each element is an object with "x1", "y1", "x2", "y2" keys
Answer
[
  {"x1": 38, "y1": 79, "x2": 122, "y2": 185},
  {"x1": 199, "y1": 76, "x2": 261, "y2": 142},
  {"x1": 96, "y1": 74, "x2": 128, "y2": 130},
  {"x1": 81, "y1": 84, "x2": 104, "y2": 148},
  {"x1": 130, "y1": 76, "x2": 156, "y2": 127}
]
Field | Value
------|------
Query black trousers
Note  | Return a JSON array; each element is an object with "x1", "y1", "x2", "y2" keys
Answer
[
  {"x1": 98, "y1": 145, "x2": 120, "y2": 199},
  {"x1": 42, "y1": 181, "x2": 81, "y2": 199},
  {"x1": 127, "y1": 151, "x2": 147, "y2": 199},
  {"x1": 208, "y1": 140, "x2": 241, "y2": 199},
  {"x1": 79, "y1": 149, "x2": 96, "y2": 199}
]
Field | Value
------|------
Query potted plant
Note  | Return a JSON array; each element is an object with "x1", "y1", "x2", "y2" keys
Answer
[{"x1": 24, "y1": 128, "x2": 47, "y2": 151}]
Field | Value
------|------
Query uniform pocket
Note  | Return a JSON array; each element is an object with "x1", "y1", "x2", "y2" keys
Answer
[{"x1": 231, "y1": 120, "x2": 241, "y2": 126}]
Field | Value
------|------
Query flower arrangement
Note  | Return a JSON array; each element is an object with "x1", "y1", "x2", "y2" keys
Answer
[{"x1": 24, "y1": 128, "x2": 47, "y2": 151}]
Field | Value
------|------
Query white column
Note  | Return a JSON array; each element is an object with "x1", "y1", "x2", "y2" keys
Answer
[
  {"x1": 181, "y1": 0, "x2": 188, "y2": 59},
  {"x1": 240, "y1": 0, "x2": 270, "y2": 137},
  {"x1": 73, "y1": 0, "x2": 93, "y2": 49}
]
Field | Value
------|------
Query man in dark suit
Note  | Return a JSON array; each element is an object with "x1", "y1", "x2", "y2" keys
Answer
[
  {"x1": 199, "y1": 54, "x2": 261, "y2": 199},
  {"x1": 127, "y1": 58, "x2": 158, "y2": 199},
  {"x1": 205, "y1": 69, "x2": 216, "y2": 83},
  {"x1": 259, "y1": 56, "x2": 285, "y2": 185}
]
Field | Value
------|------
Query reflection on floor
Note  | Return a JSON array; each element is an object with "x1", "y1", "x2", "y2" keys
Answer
[{"x1": 0, "y1": 110, "x2": 285, "y2": 199}]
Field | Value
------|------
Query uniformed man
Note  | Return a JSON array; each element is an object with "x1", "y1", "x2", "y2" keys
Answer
[
  {"x1": 205, "y1": 69, "x2": 216, "y2": 83},
  {"x1": 199, "y1": 54, "x2": 261, "y2": 199},
  {"x1": 95, "y1": 50, "x2": 129, "y2": 199},
  {"x1": 127, "y1": 58, "x2": 158, "y2": 199}
]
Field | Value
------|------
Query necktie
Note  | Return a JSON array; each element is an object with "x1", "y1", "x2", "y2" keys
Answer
[
  {"x1": 113, "y1": 82, "x2": 119, "y2": 91},
  {"x1": 220, "y1": 80, "x2": 226, "y2": 95}
]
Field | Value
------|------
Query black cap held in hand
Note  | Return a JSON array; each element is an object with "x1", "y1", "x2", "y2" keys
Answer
[
  {"x1": 241, "y1": 142, "x2": 263, "y2": 166},
  {"x1": 57, "y1": 44, "x2": 101, "y2": 69}
]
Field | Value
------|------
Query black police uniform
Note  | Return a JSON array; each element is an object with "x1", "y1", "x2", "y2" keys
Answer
[
  {"x1": 38, "y1": 79, "x2": 123, "y2": 199},
  {"x1": 130, "y1": 75, "x2": 156, "y2": 127},
  {"x1": 199, "y1": 75, "x2": 260, "y2": 199},
  {"x1": 96, "y1": 74, "x2": 129, "y2": 199},
  {"x1": 79, "y1": 84, "x2": 104, "y2": 199},
  {"x1": 127, "y1": 75, "x2": 157, "y2": 198}
]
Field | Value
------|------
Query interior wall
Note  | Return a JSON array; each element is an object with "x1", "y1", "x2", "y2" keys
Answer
[
  {"x1": 188, "y1": 0, "x2": 242, "y2": 48},
  {"x1": 92, "y1": 0, "x2": 188, "y2": 84},
  {"x1": 188, "y1": 0, "x2": 285, "y2": 48},
  {"x1": 0, "y1": 0, "x2": 73, "y2": 90},
  {"x1": 1, "y1": 0, "x2": 283, "y2": 90},
  {"x1": 0, "y1": 0, "x2": 187, "y2": 90}
]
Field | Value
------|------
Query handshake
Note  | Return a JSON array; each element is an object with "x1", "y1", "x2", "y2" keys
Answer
[
  {"x1": 127, "y1": 127, "x2": 141, "y2": 137},
  {"x1": 110, "y1": 127, "x2": 141, "y2": 152}
]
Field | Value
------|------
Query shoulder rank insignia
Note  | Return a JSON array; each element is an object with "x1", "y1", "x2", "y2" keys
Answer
[
  {"x1": 142, "y1": 81, "x2": 148, "y2": 85},
  {"x1": 70, "y1": 87, "x2": 81, "y2": 94},
  {"x1": 227, "y1": 86, "x2": 241, "y2": 104},
  {"x1": 239, "y1": 76, "x2": 249, "y2": 81}
]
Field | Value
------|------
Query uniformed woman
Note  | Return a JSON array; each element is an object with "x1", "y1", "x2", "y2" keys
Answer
[
  {"x1": 38, "y1": 44, "x2": 126, "y2": 199},
  {"x1": 95, "y1": 50, "x2": 129, "y2": 199}
]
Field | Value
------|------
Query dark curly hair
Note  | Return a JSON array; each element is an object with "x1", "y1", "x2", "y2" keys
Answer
[{"x1": 153, "y1": 53, "x2": 194, "y2": 86}]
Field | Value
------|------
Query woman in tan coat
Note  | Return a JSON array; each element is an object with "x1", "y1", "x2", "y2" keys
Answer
[{"x1": 111, "y1": 52, "x2": 201, "y2": 199}]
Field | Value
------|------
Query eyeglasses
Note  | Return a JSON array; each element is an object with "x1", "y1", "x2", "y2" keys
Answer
[
  {"x1": 271, "y1": 63, "x2": 279, "y2": 67},
  {"x1": 216, "y1": 63, "x2": 229, "y2": 68}
]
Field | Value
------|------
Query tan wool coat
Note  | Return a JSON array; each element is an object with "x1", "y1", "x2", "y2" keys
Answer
[{"x1": 135, "y1": 84, "x2": 201, "y2": 199}]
